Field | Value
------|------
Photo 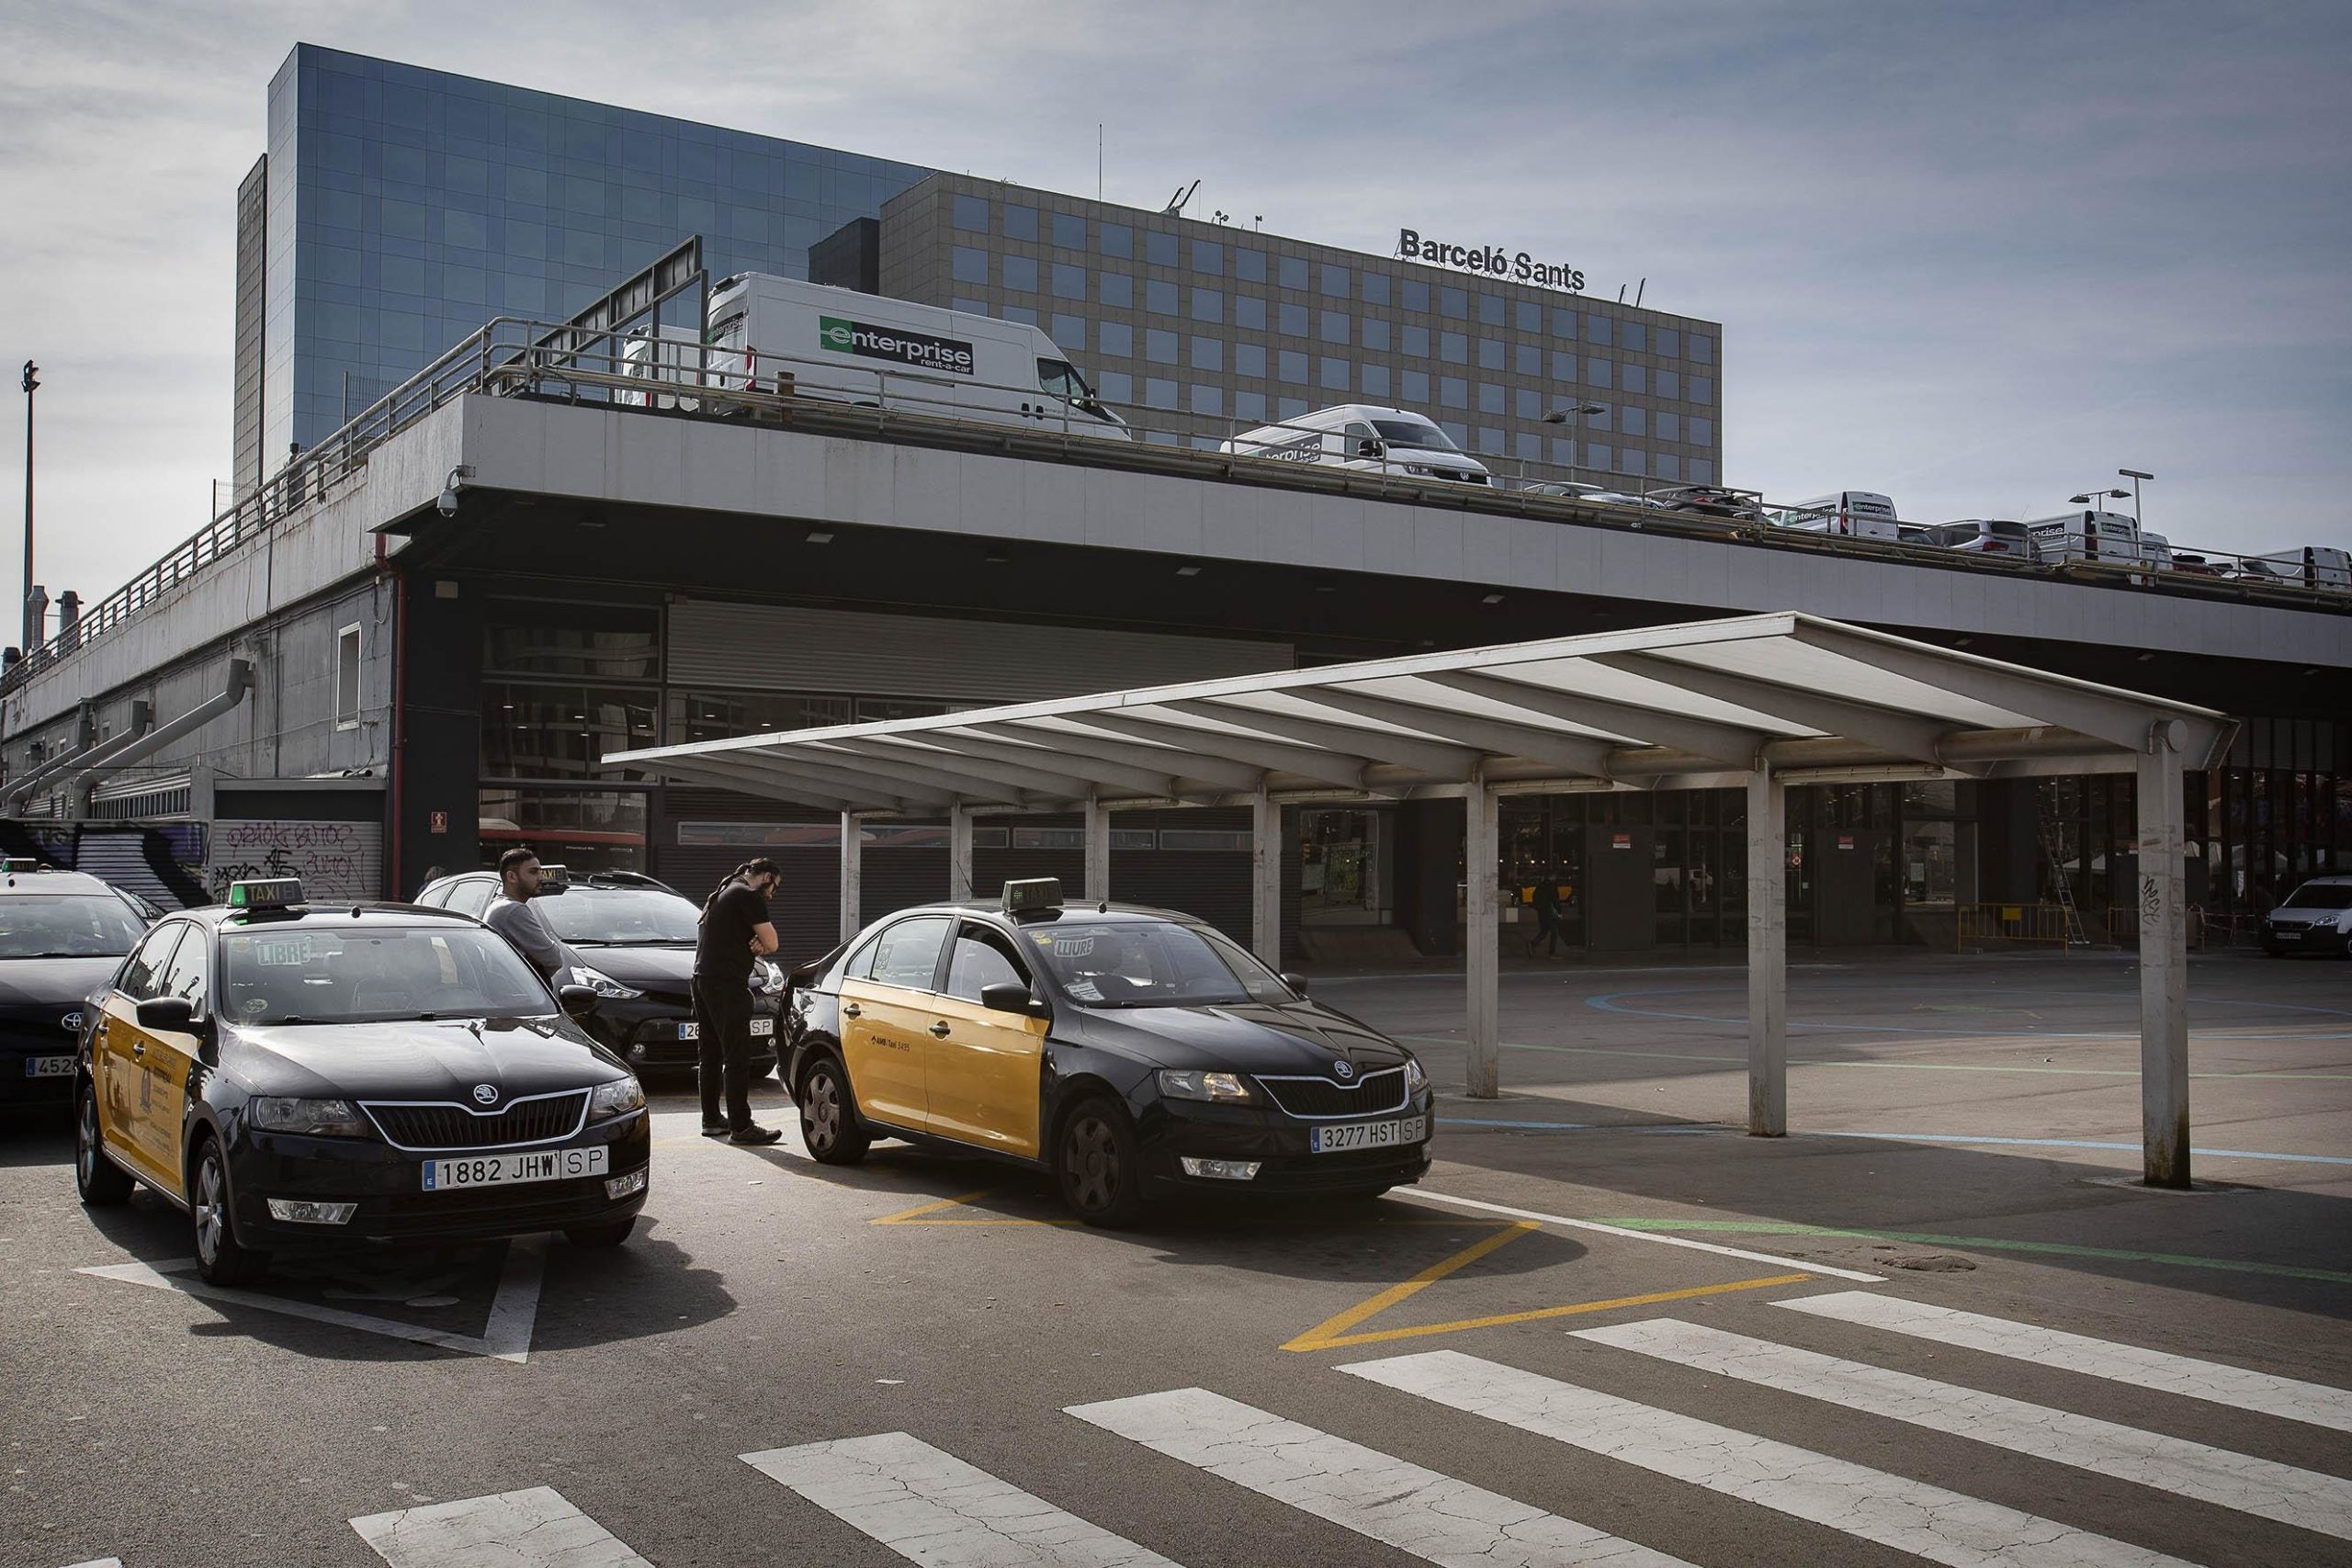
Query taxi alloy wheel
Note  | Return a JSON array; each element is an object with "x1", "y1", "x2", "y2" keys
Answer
[
  {"x1": 75, "y1": 1080, "x2": 132, "y2": 1206},
  {"x1": 1057, "y1": 1096, "x2": 1142, "y2": 1228},
  {"x1": 191, "y1": 1139, "x2": 266, "y2": 1287},
  {"x1": 798, "y1": 1055, "x2": 870, "y2": 1166}
]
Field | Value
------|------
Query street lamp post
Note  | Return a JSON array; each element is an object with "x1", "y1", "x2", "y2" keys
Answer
[
  {"x1": 2119, "y1": 468, "x2": 2154, "y2": 532},
  {"x1": 1542, "y1": 403, "x2": 1608, "y2": 485},
  {"x1": 2068, "y1": 485, "x2": 2131, "y2": 511},
  {"x1": 19, "y1": 360, "x2": 35, "y2": 653}
]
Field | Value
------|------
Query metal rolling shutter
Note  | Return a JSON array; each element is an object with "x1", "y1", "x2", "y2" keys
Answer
[{"x1": 668, "y1": 601, "x2": 1291, "y2": 699}]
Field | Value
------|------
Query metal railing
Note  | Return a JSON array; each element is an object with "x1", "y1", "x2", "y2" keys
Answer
[
  {"x1": 1956, "y1": 902, "x2": 2082, "y2": 948},
  {"x1": 11, "y1": 312, "x2": 2348, "y2": 697}
]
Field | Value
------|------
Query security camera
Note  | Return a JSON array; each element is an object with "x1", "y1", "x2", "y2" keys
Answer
[{"x1": 435, "y1": 488, "x2": 459, "y2": 518}]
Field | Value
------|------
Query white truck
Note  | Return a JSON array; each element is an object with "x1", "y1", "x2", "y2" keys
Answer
[
  {"x1": 1767, "y1": 491, "x2": 1902, "y2": 541},
  {"x1": 2026, "y1": 509, "x2": 2143, "y2": 565},
  {"x1": 2251, "y1": 546, "x2": 2352, "y2": 590},
  {"x1": 639, "y1": 273, "x2": 1132, "y2": 440},
  {"x1": 1218, "y1": 404, "x2": 1492, "y2": 485}
]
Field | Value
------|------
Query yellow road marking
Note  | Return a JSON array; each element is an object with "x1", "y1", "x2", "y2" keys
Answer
[
  {"x1": 1284, "y1": 1271, "x2": 1812, "y2": 1351},
  {"x1": 1281, "y1": 1223, "x2": 1538, "y2": 1349},
  {"x1": 870, "y1": 1187, "x2": 1077, "y2": 1226}
]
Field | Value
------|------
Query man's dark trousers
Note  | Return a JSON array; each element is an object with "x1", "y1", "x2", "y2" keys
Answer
[{"x1": 692, "y1": 976, "x2": 755, "y2": 1131}]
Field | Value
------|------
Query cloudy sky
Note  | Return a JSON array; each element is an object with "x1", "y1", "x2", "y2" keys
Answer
[{"x1": 3, "y1": 0, "x2": 2347, "y2": 629}]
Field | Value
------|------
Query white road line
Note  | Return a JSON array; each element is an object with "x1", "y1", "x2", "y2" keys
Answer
[
  {"x1": 60, "y1": 1559, "x2": 123, "y2": 1567},
  {"x1": 741, "y1": 1430, "x2": 1182, "y2": 1566},
  {"x1": 1396, "y1": 1190, "x2": 1884, "y2": 1282},
  {"x1": 1775, "y1": 1291, "x2": 2352, "y2": 1435},
  {"x1": 1068, "y1": 1386, "x2": 1698, "y2": 1567},
  {"x1": 350, "y1": 1486, "x2": 649, "y2": 1566},
  {"x1": 1578, "y1": 1317, "x2": 2352, "y2": 1540},
  {"x1": 1340, "y1": 1349, "x2": 2199, "y2": 1568}
]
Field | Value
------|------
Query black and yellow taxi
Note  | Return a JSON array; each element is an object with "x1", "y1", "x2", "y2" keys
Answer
[
  {"x1": 784, "y1": 879, "x2": 1432, "y2": 1225},
  {"x1": 0, "y1": 865, "x2": 156, "y2": 1109},
  {"x1": 73, "y1": 879, "x2": 650, "y2": 1284}
]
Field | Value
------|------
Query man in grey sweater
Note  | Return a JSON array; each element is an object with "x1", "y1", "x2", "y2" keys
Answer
[{"x1": 483, "y1": 847, "x2": 583, "y2": 985}]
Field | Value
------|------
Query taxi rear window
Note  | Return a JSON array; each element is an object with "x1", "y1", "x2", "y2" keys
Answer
[{"x1": 1023, "y1": 920, "x2": 1292, "y2": 1009}]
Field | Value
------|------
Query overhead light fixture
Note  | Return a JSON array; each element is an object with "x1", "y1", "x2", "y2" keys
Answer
[
  {"x1": 1314, "y1": 581, "x2": 1338, "y2": 593},
  {"x1": 1481, "y1": 592, "x2": 1505, "y2": 605},
  {"x1": 984, "y1": 551, "x2": 1011, "y2": 565},
  {"x1": 1176, "y1": 565, "x2": 1202, "y2": 577},
  {"x1": 1953, "y1": 637, "x2": 1973, "y2": 648},
  {"x1": 807, "y1": 529, "x2": 834, "y2": 545},
  {"x1": 2135, "y1": 651, "x2": 2154, "y2": 662}
]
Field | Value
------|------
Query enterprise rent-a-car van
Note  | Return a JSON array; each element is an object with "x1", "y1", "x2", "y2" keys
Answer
[
  {"x1": 1219, "y1": 404, "x2": 1492, "y2": 484},
  {"x1": 703, "y1": 274, "x2": 1131, "y2": 440}
]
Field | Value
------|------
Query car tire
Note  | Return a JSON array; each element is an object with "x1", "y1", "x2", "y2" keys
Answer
[
  {"x1": 564, "y1": 1218, "x2": 637, "y2": 1248},
  {"x1": 797, "y1": 1054, "x2": 870, "y2": 1166},
  {"x1": 190, "y1": 1136, "x2": 267, "y2": 1287},
  {"x1": 74, "y1": 1080, "x2": 133, "y2": 1207},
  {"x1": 1057, "y1": 1095, "x2": 1145, "y2": 1229}
]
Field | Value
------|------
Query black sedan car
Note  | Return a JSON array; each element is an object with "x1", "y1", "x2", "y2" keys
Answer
[
  {"x1": 74, "y1": 880, "x2": 650, "y2": 1284},
  {"x1": 783, "y1": 880, "x2": 1431, "y2": 1226},
  {"x1": 0, "y1": 868, "x2": 158, "y2": 1110},
  {"x1": 417, "y1": 870, "x2": 785, "y2": 1077}
]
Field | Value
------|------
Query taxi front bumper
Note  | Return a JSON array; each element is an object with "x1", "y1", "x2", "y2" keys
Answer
[
  {"x1": 2262, "y1": 917, "x2": 2346, "y2": 953},
  {"x1": 226, "y1": 1110, "x2": 651, "y2": 1247},
  {"x1": 1131, "y1": 1089, "x2": 1435, "y2": 1196}
]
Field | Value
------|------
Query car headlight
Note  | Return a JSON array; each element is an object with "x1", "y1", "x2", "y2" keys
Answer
[
  {"x1": 1159, "y1": 1068, "x2": 1251, "y2": 1103},
  {"x1": 249, "y1": 1096, "x2": 369, "y2": 1137},
  {"x1": 588, "y1": 1077, "x2": 646, "y2": 1119},
  {"x1": 1405, "y1": 1056, "x2": 1428, "y2": 1094},
  {"x1": 571, "y1": 965, "x2": 643, "y2": 1000},
  {"x1": 752, "y1": 958, "x2": 786, "y2": 996}
]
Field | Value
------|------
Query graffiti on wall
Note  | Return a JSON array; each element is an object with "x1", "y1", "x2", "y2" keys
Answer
[{"x1": 205, "y1": 819, "x2": 381, "y2": 903}]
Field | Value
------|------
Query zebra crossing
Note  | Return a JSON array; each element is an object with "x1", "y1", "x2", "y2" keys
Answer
[{"x1": 80, "y1": 1291, "x2": 2347, "y2": 1566}]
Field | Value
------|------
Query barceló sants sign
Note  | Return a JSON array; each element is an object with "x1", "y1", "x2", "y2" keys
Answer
[{"x1": 1397, "y1": 229, "x2": 1584, "y2": 293}]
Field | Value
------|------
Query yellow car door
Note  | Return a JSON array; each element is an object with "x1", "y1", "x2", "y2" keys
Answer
[
  {"x1": 134, "y1": 924, "x2": 214, "y2": 1201},
  {"x1": 96, "y1": 922, "x2": 189, "y2": 1190},
  {"x1": 837, "y1": 914, "x2": 953, "y2": 1133},
  {"x1": 925, "y1": 921, "x2": 1049, "y2": 1158}
]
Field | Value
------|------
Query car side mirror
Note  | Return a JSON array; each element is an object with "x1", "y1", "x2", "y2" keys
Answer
[
  {"x1": 557, "y1": 984, "x2": 599, "y2": 1021},
  {"x1": 136, "y1": 996, "x2": 198, "y2": 1033},
  {"x1": 979, "y1": 982, "x2": 1046, "y2": 1017},
  {"x1": 1280, "y1": 972, "x2": 1310, "y2": 997}
]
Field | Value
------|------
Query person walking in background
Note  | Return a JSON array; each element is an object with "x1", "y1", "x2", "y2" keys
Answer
[
  {"x1": 696, "y1": 858, "x2": 784, "y2": 1144},
  {"x1": 482, "y1": 848, "x2": 582, "y2": 984},
  {"x1": 1527, "y1": 876, "x2": 1565, "y2": 958}
]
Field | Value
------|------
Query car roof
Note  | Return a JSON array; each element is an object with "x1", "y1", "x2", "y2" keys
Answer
[
  {"x1": 0, "y1": 869, "x2": 125, "y2": 897},
  {"x1": 177, "y1": 901, "x2": 482, "y2": 931},
  {"x1": 876, "y1": 899, "x2": 1208, "y2": 929}
]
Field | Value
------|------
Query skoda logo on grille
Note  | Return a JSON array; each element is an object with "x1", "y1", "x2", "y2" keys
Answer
[
  {"x1": 472, "y1": 1083, "x2": 499, "y2": 1107},
  {"x1": 60, "y1": 1010, "x2": 82, "y2": 1032},
  {"x1": 1331, "y1": 1059, "x2": 1355, "y2": 1080}
]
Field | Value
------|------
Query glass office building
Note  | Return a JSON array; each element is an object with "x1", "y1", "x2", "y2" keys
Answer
[{"x1": 236, "y1": 44, "x2": 934, "y2": 487}]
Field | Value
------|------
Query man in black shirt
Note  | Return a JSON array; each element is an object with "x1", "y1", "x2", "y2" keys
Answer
[{"x1": 695, "y1": 858, "x2": 784, "y2": 1143}]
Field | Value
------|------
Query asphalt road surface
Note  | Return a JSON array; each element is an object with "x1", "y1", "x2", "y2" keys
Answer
[{"x1": 4, "y1": 950, "x2": 2347, "y2": 1567}]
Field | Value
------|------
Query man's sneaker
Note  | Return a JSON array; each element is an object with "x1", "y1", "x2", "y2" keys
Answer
[
  {"x1": 700, "y1": 1122, "x2": 731, "y2": 1138},
  {"x1": 728, "y1": 1124, "x2": 784, "y2": 1145}
]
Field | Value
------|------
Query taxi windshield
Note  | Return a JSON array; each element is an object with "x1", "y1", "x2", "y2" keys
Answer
[
  {"x1": 2280, "y1": 884, "x2": 2352, "y2": 910},
  {"x1": 0, "y1": 896, "x2": 149, "y2": 959},
  {"x1": 538, "y1": 887, "x2": 700, "y2": 945},
  {"x1": 220, "y1": 924, "x2": 552, "y2": 1025},
  {"x1": 1021, "y1": 919, "x2": 1295, "y2": 1009}
]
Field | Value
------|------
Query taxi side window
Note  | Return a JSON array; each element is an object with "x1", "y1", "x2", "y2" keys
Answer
[
  {"x1": 155, "y1": 928, "x2": 211, "y2": 1018},
  {"x1": 119, "y1": 923, "x2": 187, "y2": 1001},
  {"x1": 447, "y1": 879, "x2": 497, "y2": 919},
  {"x1": 867, "y1": 916, "x2": 952, "y2": 992},
  {"x1": 945, "y1": 923, "x2": 1029, "y2": 1002}
]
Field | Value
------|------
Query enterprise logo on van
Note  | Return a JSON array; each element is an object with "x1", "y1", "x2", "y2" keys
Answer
[{"x1": 818, "y1": 315, "x2": 976, "y2": 374}]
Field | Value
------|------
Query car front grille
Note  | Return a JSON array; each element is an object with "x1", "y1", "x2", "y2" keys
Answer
[
  {"x1": 361, "y1": 1091, "x2": 590, "y2": 1151},
  {"x1": 1252, "y1": 1067, "x2": 1408, "y2": 1120}
]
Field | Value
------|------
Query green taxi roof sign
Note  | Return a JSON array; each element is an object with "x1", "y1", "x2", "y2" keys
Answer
[
  {"x1": 1001, "y1": 877, "x2": 1062, "y2": 914},
  {"x1": 228, "y1": 877, "x2": 306, "y2": 910}
]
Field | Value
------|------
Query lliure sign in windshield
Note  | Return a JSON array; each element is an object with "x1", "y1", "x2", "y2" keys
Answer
[{"x1": 1396, "y1": 230, "x2": 1584, "y2": 293}]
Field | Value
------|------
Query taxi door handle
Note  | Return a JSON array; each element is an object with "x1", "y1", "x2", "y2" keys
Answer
[
  {"x1": 928, "y1": 1021, "x2": 952, "y2": 1038},
  {"x1": 130, "y1": 1043, "x2": 145, "y2": 1057},
  {"x1": 842, "y1": 1003, "x2": 862, "y2": 1019}
]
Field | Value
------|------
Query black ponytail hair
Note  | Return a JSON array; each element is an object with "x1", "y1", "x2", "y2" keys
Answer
[{"x1": 704, "y1": 857, "x2": 783, "y2": 914}]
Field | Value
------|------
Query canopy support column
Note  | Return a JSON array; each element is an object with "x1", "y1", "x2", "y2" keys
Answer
[
  {"x1": 1082, "y1": 797, "x2": 1111, "y2": 904},
  {"x1": 1250, "y1": 792, "x2": 1282, "y2": 971},
  {"x1": 2137, "y1": 729, "x2": 2190, "y2": 1188},
  {"x1": 1465, "y1": 769, "x2": 1499, "y2": 1099},
  {"x1": 1747, "y1": 766, "x2": 1787, "y2": 1136},
  {"x1": 949, "y1": 805, "x2": 975, "y2": 901},
  {"x1": 839, "y1": 811, "x2": 863, "y2": 943}
]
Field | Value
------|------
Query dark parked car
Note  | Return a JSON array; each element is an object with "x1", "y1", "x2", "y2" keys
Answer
[
  {"x1": 0, "y1": 867, "x2": 159, "y2": 1110},
  {"x1": 418, "y1": 870, "x2": 785, "y2": 1078}
]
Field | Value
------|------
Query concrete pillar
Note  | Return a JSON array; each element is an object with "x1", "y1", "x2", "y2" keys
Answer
[
  {"x1": 1464, "y1": 773, "x2": 1499, "y2": 1099},
  {"x1": 948, "y1": 805, "x2": 974, "y2": 902},
  {"x1": 1081, "y1": 797, "x2": 1110, "y2": 904},
  {"x1": 1747, "y1": 768, "x2": 1788, "y2": 1136},
  {"x1": 2137, "y1": 731, "x2": 2190, "y2": 1188},
  {"x1": 839, "y1": 811, "x2": 863, "y2": 943},
  {"x1": 1250, "y1": 792, "x2": 1282, "y2": 971}
]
